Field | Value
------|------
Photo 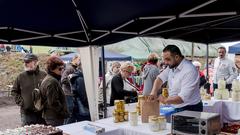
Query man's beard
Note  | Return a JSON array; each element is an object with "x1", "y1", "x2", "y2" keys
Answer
[
  {"x1": 24, "y1": 64, "x2": 37, "y2": 71},
  {"x1": 168, "y1": 63, "x2": 178, "y2": 69}
]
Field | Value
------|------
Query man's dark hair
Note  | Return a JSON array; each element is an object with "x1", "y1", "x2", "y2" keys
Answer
[
  {"x1": 163, "y1": 45, "x2": 184, "y2": 57},
  {"x1": 218, "y1": 47, "x2": 226, "y2": 52}
]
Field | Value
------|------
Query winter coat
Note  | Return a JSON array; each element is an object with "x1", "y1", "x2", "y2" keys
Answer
[
  {"x1": 40, "y1": 73, "x2": 69, "y2": 120},
  {"x1": 110, "y1": 73, "x2": 137, "y2": 106},
  {"x1": 69, "y1": 70, "x2": 89, "y2": 109},
  {"x1": 61, "y1": 63, "x2": 77, "y2": 95},
  {"x1": 11, "y1": 67, "x2": 46, "y2": 113}
]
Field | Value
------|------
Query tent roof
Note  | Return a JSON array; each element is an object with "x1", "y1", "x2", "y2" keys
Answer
[
  {"x1": 0, "y1": 0, "x2": 239, "y2": 46},
  {"x1": 229, "y1": 43, "x2": 240, "y2": 54},
  {"x1": 106, "y1": 37, "x2": 222, "y2": 59},
  {"x1": 61, "y1": 50, "x2": 132, "y2": 62}
]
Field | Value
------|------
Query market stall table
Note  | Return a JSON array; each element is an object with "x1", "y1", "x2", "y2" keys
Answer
[
  {"x1": 203, "y1": 98, "x2": 240, "y2": 124},
  {"x1": 96, "y1": 117, "x2": 171, "y2": 135},
  {"x1": 57, "y1": 121, "x2": 121, "y2": 135}
]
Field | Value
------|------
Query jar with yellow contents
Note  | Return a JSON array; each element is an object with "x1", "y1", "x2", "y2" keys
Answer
[{"x1": 162, "y1": 88, "x2": 168, "y2": 98}]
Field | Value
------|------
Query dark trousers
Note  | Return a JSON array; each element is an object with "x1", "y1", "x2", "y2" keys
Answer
[
  {"x1": 175, "y1": 101, "x2": 203, "y2": 113},
  {"x1": 64, "y1": 96, "x2": 91, "y2": 124},
  {"x1": 20, "y1": 109, "x2": 46, "y2": 126},
  {"x1": 213, "y1": 83, "x2": 232, "y2": 91},
  {"x1": 64, "y1": 96, "x2": 74, "y2": 124},
  {"x1": 45, "y1": 118, "x2": 64, "y2": 126}
]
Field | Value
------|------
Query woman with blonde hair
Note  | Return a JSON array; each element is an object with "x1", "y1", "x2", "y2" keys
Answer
[{"x1": 110, "y1": 62, "x2": 138, "y2": 106}]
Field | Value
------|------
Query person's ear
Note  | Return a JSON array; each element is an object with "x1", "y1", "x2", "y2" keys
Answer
[{"x1": 175, "y1": 55, "x2": 179, "y2": 60}]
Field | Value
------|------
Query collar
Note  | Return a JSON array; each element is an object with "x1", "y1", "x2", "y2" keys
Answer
[
  {"x1": 48, "y1": 71, "x2": 61, "y2": 81},
  {"x1": 175, "y1": 59, "x2": 185, "y2": 71},
  {"x1": 218, "y1": 57, "x2": 226, "y2": 60}
]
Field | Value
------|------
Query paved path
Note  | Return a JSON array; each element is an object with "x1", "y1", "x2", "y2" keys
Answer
[{"x1": 0, "y1": 105, "x2": 21, "y2": 130}]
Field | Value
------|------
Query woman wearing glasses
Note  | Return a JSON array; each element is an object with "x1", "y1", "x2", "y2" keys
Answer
[
  {"x1": 110, "y1": 62, "x2": 138, "y2": 106},
  {"x1": 40, "y1": 56, "x2": 69, "y2": 126}
]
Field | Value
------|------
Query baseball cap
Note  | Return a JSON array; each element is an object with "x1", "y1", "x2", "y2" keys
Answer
[{"x1": 24, "y1": 53, "x2": 38, "y2": 62}]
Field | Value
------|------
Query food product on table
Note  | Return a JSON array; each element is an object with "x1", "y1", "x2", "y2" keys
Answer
[
  {"x1": 158, "y1": 116, "x2": 167, "y2": 130},
  {"x1": 218, "y1": 79, "x2": 226, "y2": 90},
  {"x1": 113, "y1": 100, "x2": 128, "y2": 123},
  {"x1": 162, "y1": 88, "x2": 168, "y2": 98},
  {"x1": 214, "y1": 89, "x2": 222, "y2": 100},
  {"x1": 221, "y1": 89, "x2": 230, "y2": 100},
  {"x1": 0, "y1": 124, "x2": 63, "y2": 135},
  {"x1": 124, "y1": 111, "x2": 129, "y2": 121},
  {"x1": 232, "y1": 91, "x2": 240, "y2": 101},
  {"x1": 149, "y1": 117, "x2": 159, "y2": 132},
  {"x1": 129, "y1": 111, "x2": 138, "y2": 126},
  {"x1": 136, "y1": 95, "x2": 144, "y2": 115},
  {"x1": 203, "y1": 94, "x2": 212, "y2": 100},
  {"x1": 231, "y1": 80, "x2": 240, "y2": 101}
]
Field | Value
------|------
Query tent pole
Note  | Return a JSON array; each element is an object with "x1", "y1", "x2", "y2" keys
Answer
[
  {"x1": 101, "y1": 46, "x2": 107, "y2": 118},
  {"x1": 191, "y1": 42, "x2": 194, "y2": 60},
  {"x1": 206, "y1": 43, "x2": 210, "y2": 93}
]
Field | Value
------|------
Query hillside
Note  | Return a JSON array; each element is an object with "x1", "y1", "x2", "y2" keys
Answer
[{"x1": 0, "y1": 53, "x2": 49, "y2": 93}]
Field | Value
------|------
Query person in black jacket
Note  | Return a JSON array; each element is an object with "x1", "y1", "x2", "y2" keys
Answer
[
  {"x1": 12, "y1": 53, "x2": 46, "y2": 126},
  {"x1": 110, "y1": 62, "x2": 138, "y2": 106},
  {"x1": 69, "y1": 70, "x2": 91, "y2": 121}
]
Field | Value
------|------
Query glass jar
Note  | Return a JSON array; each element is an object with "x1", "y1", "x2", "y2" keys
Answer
[
  {"x1": 162, "y1": 88, "x2": 168, "y2": 98},
  {"x1": 158, "y1": 116, "x2": 166, "y2": 130},
  {"x1": 113, "y1": 113, "x2": 120, "y2": 123},
  {"x1": 124, "y1": 111, "x2": 129, "y2": 121},
  {"x1": 129, "y1": 112, "x2": 138, "y2": 126},
  {"x1": 149, "y1": 117, "x2": 159, "y2": 132}
]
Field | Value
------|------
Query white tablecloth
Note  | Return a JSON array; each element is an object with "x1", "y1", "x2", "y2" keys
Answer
[
  {"x1": 96, "y1": 117, "x2": 171, "y2": 135},
  {"x1": 58, "y1": 121, "x2": 121, "y2": 135},
  {"x1": 203, "y1": 98, "x2": 240, "y2": 124}
]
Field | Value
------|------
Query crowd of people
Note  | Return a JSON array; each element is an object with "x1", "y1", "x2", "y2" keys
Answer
[
  {"x1": 9, "y1": 44, "x2": 240, "y2": 127},
  {"x1": 11, "y1": 53, "x2": 90, "y2": 127}
]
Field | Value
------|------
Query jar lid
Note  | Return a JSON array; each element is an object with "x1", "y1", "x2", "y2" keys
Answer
[
  {"x1": 149, "y1": 115, "x2": 158, "y2": 119},
  {"x1": 151, "y1": 117, "x2": 158, "y2": 121},
  {"x1": 158, "y1": 116, "x2": 166, "y2": 120},
  {"x1": 130, "y1": 111, "x2": 137, "y2": 114}
]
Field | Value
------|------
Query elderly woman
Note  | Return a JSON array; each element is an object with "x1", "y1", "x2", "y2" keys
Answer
[
  {"x1": 142, "y1": 53, "x2": 160, "y2": 95},
  {"x1": 40, "y1": 56, "x2": 69, "y2": 126},
  {"x1": 193, "y1": 61, "x2": 207, "y2": 88},
  {"x1": 110, "y1": 62, "x2": 138, "y2": 106}
]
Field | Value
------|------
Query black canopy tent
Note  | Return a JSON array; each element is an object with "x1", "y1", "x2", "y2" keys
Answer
[
  {"x1": 0, "y1": 0, "x2": 239, "y2": 46},
  {"x1": 1, "y1": 0, "x2": 240, "y2": 118}
]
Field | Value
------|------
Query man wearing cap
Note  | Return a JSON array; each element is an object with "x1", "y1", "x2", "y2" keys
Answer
[{"x1": 11, "y1": 53, "x2": 47, "y2": 126}]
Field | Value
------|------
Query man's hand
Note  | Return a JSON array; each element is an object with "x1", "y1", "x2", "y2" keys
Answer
[
  {"x1": 148, "y1": 92, "x2": 158, "y2": 101},
  {"x1": 158, "y1": 95, "x2": 167, "y2": 104}
]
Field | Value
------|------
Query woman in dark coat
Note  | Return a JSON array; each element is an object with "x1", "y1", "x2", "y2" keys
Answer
[
  {"x1": 110, "y1": 62, "x2": 138, "y2": 106},
  {"x1": 40, "y1": 56, "x2": 69, "y2": 126}
]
